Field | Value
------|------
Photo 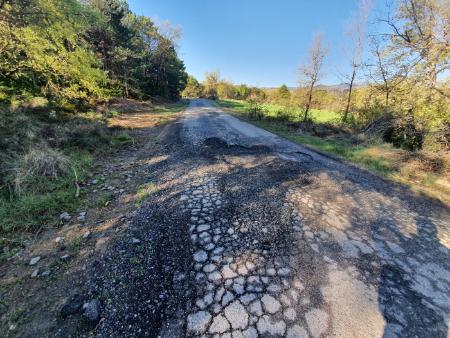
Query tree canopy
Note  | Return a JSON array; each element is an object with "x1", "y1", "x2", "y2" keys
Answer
[{"x1": 0, "y1": 0, "x2": 187, "y2": 106}]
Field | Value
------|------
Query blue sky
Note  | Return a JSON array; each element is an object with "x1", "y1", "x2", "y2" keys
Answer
[{"x1": 128, "y1": 0, "x2": 386, "y2": 87}]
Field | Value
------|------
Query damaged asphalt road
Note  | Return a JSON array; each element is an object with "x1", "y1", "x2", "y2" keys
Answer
[{"x1": 83, "y1": 99, "x2": 450, "y2": 338}]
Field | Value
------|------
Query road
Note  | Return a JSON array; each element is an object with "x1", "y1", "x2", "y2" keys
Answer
[{"x1": 96, "y1": 99, "x2": 450, "y2": 338}]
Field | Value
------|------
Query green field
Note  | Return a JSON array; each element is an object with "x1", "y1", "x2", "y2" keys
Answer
[{"x1": 217, "y1": 99, "x2": 340, "y2": 123}]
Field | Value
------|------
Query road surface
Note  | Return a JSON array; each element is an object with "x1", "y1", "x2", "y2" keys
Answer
[{"x1": 96, "y1": 99, "x2": 450, "y2": 338}]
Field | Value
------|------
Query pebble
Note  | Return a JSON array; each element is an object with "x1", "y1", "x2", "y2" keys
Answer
[
  {"x1": 60, "y1": 212, "x2": 71, "y2": 222},
  {"x1": 82, "y1": 299, "x2": 101, "y2": 322},
  {"x1": 29, "y1": 256, "x2": 41, "y2": 265},
  {"x1": 187, "y1": 311, "x2": 211, "y2": 334}
]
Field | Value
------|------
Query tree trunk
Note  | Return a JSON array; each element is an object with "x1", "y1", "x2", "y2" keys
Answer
[
  {"x1": 303, "y1": 82, "x2": 315, "y2": 122},
  {"x1": 384, "y1": 85, "x2": 389, "y2": 108},
  {"x1": 343, "y1": 68, "x2": 356, "y2": 122}
]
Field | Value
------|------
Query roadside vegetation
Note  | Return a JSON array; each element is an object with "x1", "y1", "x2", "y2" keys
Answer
[
  {"x1": 0, "y1": 0, "x2": 188, "y2": 253},
  {"x1": 183, "y1": 0, "x2": 449, "y2": 203}
]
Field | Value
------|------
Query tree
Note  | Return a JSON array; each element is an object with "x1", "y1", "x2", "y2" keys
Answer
[
  {"x1": 341, "y1": 0, "x2": 372, "y2": 122},
  {"x1": 217, "y1": 80, "x2": 237, "y2": 99},
  {"x1": 367, "y1": 37, "x2": 407, "y2": 108},
  {"x1": 203, "y1": 71, "x2": 220, "y2": 99},
  {"x1": 298, "y1": 32, "x2": 328, "y2": 121},
  {"x1": 182, "y1": 75, "x2": 203, "y2": 98},
  {"x1": 236, "y1": 84, "x2": 251, "y2": 99},
  {"x1": 0, "y1": 0, "x2": 107, "y2": 104},
  {"x1": 383, "y1": 0, "x2": 449, "y2": 99},
  {"x1": 278, "y1": 84, "x2": 291, "y2": 101}
]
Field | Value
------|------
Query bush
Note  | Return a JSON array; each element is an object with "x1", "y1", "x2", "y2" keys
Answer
[
  {"x1": 275, "y1": 109, "x2": 294, "y2": 122},
  {"x1": 383, "y1": 115, "x2": 424, "y2": 151}
]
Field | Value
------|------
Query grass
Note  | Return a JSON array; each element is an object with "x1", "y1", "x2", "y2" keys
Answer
[
  {"x1": 135, "y1": 182, "x2": 158, "y2": 206},
  {"x1": 217, "y1": 99, "x2": 340, "y2": 123},
  {"x1": 0, "y1": 99, "x2": 178, "y2": 257},
  {"x1": 250, "y1": 119, "x2": 397, "y2": 176},
  {"x1": 153, "y1": 99, "x2": 189, "y2": 114},
  {"x1": 217, "y1": 99, "x2": 450, "y2": 204},
  {"x1": 0, "y1": 151, "x2": 93, "y2": 233}
]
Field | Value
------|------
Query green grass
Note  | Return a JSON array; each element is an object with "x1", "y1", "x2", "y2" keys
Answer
[
  {"x1": 0, "y1": 152, "x2": 93, "y2": 233},
  {"x1": 217, "y1": 99, "x2": 340, "y2": 124},
  {"x1": 153, "y1": 99, "x2": 189, "y2": 114},
  {"x1": 135, "y1": 182, "x2": 158, "y2": 206},
  {"x1": 250, "y1": 119, "x2": 397, "y2": 176}
]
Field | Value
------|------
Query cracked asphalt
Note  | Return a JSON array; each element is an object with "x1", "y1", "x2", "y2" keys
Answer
[{"x1": 93, "y1": 99, "x2": 450, "y2": 338}]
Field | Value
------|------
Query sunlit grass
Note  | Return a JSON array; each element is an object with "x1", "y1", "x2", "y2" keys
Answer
[{"x1": 217, "y1": 99, "x2": 339, "y2": 123}]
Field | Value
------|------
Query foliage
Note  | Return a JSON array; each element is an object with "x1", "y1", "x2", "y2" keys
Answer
[
  {"x1": 0, "y1": 0, "x2": 187, "y2": 105},
  {"x1": 182, "y1": 75, "x2": 204, "y2": 98},
  {"x1": 0, "y1": 0, "x2": 107, "y2": 105}
]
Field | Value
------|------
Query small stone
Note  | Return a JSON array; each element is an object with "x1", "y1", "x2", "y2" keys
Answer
[
  {"x1": 261, "y1": 294, "x2": 281, "y2": 314},
  {"x1": 187, "y1": 311, "x2": 211, "y2": 334},
  {"x1": 221, "y1": 291, "x2": 235, "y2": 306},
  {"x1": 83, "y1": 231, "x2": 91, "y2": 239},
  {"x1": 203, "y1": 264, "x2": 216, "y2": 273},
  {"x1": 79, "y1": 211, "x2": 87, "y2": 217},
  {"x1": 60, "y1": 254, "x2": 70, "y2": 261},
  {"x1": 240, "y1": 293, "x2": 256, "y2": 305},
  {"x1": 31, "y1": 269, "x2": 39, "y2": 277},
  {"x1": 209, "y1": 314, "x2": 230, "y2": 333},
  {"x1": 224, "y1": 301, "x2": 248, "y2": 330},
  {"x1": 29, "y1": 256, "x2": 41, "y2": 265},
  {"x1": 82, "y1": 299, "x2": 101, "y2": 322},
  {"x1": 194, "y1": 250, "x2": 208, "y2": 263},
  {"x1": 208, "y1": 271, "x2": 222, "y2": 282},
  {"x1": 55, "y1": 237, "x2": 64, "y2": 243},
  {"x1": 61, "y1": 295, "x2": 84, "y2": 318},
  {"x1": 40, "y1": 270, "x2": 51, "y2": 277},
  {"x1": 77, "y1": 215, "x2": 86, "y2": 222},
  {"x1": 59, "y1": 212, "x2": 71, "y2": 222},
  {"x1": 132, "y1": 238, "x2": 141, "y2": 244},
  {"x1": 233, "y1": 282, "x2": 245, "y2": 294},
  {"x1": 242, "y1": 327, "x2": 258, "y2": 338},
  {"x1": 222, "y1": 265, "x2": 237, "y2": 279},
  {"x1": 249, "y1": 300, "x2": 263, "y2": 316}
]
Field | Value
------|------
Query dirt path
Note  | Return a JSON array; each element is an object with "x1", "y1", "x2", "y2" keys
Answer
[{"x1": 3, "y1": 99, "x2": 449, "y2": 337}]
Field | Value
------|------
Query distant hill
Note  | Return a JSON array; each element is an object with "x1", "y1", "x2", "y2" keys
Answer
[{"x1": 263, "y1": 83, "x2": 366, "y2": 91}]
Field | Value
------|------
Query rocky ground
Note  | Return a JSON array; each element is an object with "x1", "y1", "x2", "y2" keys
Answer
[{"x1": 1, "y1": 99, "x2": 449, "y2": 337}]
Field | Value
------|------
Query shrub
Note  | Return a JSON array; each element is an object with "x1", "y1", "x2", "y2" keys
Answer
[
  {"x1": 383, "y1": 115, "x2": 424, "y2": 151},
  {"x1": 275, "y1": 109, "x2": 294, "y2": 122}
]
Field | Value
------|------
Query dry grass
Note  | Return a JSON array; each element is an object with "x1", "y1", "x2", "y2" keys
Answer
[{"x1": 13, "y1": 146, "x2": 69, "y2": 194}]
